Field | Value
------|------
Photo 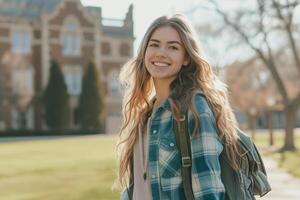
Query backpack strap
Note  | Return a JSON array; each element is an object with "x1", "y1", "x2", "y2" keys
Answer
[
  {"x1": 173, "y1": 91, "x2": 223, "y2": 200},
  {"x1": 173, "y1": 101, "x2": 195, "y2": 200}
]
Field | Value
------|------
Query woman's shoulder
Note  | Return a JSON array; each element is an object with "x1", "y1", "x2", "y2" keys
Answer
[{"x1": 191, "y1": 89, "x2": 214, "y2": 117}]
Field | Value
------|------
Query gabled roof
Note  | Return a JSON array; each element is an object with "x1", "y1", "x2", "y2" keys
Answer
[
  {"x1": 0, "y1": 0, "x2": 60, "y2": 19},
  {"x1": 0, "y1": 0, "x2": 134, "y2": 38},
  {"x1": 102, "y1": 25, "x2": 134, "y2": 38}
]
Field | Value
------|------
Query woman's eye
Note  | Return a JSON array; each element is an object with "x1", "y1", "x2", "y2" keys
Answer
[
  {"x1": 149, "y1": 43, "x2": 159, "y2": 47},
  {"x1": 169, "y1": 46, "x2": 179, "y2": 50}
]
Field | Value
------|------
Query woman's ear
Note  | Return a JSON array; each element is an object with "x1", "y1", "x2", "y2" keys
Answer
[{"x1": 183, "y1": 56, "x2": 190, "y2": 67}]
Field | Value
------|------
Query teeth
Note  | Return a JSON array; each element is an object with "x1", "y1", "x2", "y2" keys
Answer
[{"x1": 153, "y1": 62, "x2": 170, "y2": 67}]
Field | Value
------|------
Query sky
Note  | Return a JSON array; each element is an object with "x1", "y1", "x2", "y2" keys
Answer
[
  {"x1": 79, "y1": 0, "x2": 300, "y2": 67},
  {"x1": 80, "y1": 0, "x2": 200, "y2": 53},
  {"x1": 79, "y1": 0, "x2": 248, "y2": 68},
  {"x1": 79, "y1": 0, "x2": 247, "y2": 66}
]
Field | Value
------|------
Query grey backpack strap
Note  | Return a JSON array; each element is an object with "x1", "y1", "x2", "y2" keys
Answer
[{"x1": 173, "y1": 102, "x2": 195, "y2": 200}]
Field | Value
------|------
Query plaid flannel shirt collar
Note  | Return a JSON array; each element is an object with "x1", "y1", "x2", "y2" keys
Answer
[{"x1": 149, "y1": 89, "x2": 204, "y2": 113}]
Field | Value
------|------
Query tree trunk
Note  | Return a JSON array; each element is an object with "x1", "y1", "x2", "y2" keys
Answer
[
  {"x1": 282, "y1": 106, "x2": 296, "y2": 150},
  {"x1": 247, "y1": 114, "x2": 256, "y2": 139},
  {"x1": 268, "y1": 110, "x2": 274, "y2": 146}
]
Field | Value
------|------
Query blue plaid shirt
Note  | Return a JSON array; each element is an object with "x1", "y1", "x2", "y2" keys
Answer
[{"x1": 121, "y1": 90, "x2": 225, "y2": 200}]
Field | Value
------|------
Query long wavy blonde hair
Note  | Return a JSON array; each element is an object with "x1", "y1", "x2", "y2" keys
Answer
[{"x1": 117, "y1": 14, "x2": 240, "y2": 188}]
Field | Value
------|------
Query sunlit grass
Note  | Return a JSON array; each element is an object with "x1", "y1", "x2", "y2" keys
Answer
[
  {"x1": 0, "y1": 135, "x2": 120, "y2": 200},
  {"x1": 248, "y1": 129, "x2": 300, "y2": 179},
  {"x1": 248, "y1": 129, "x2": 300, "y2": 148},
  {"x1": 1, "y1": 128, "x2": 300, "y2": 200}
]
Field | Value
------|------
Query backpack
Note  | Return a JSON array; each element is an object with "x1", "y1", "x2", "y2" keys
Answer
[{"x1": 173, "y1": 94, "x2": 271, "y2": 200}]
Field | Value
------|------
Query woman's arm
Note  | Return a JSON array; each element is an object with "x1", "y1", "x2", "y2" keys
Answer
[{"x1": 189, "y1": 96, "x2": 225, "y2": 200}]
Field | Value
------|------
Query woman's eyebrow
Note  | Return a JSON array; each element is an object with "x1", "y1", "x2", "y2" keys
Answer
[
  {"x1": 149, "y1": 39, "x2": 160, "y2": 43},
  {"x1": 168, "y1": 41, "x2": 182, "y2": 45},
  {"x1": 149, "y1": 39, "x2": 182, "y2": 45}
]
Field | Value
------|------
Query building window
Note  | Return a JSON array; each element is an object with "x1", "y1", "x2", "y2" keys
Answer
[
  {"x1": 12, "y1": 68, "x2": 34, "y2": 96},
  {"x1": 63, "y1": 66, "x2": 82, "y2": 96},
  {"x1": 253, "y1": 70, "x2": 269, "y2": 89},
  {"x1": 107, "y1": 71, "x2": 120, "y2": 96},
  {"x1": 101, "y1": 42, "x2": 111, "y2": 55},
  {"x1": 120, "y1": 43, "x2": 130, "y2": 56},
  {"x1": 11, "y1": 106, "x2": 33, "y2": 129},
  {"x1": 62, "y1": 18, "x2": 81, "y2": 56},
  {"x1": 11, "y1": 30, "x2": 31, "y2": 54}
]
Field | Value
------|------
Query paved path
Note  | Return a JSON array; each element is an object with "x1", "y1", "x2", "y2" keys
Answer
[{"x1": 260, "y1": 157, "x2": 300, "y2": 200}]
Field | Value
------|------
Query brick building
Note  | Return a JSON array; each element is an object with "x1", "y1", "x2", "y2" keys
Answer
[
  {"x1": 0, "y1": 0, "x2": 134, "y2": 133},
  {"x1": 225, "y1": 58, "x2": 300, "y2": 129}
]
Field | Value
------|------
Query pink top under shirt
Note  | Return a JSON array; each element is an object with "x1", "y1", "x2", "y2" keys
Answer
[{"x1": 133, "y1": 117, "x2": 152, "y2": 200}]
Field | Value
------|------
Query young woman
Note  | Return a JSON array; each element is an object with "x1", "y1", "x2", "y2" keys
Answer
[{"x1": 117, "y1": 14, "x2": 240, "y2": 200}]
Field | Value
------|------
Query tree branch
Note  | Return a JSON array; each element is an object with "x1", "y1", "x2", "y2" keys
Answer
[
  {"x1": 209, "y1": 0, "x2": 289, "y2": 103},
  {"x1": 271, "y1": 0, "x2": 300, "y2": 74}
]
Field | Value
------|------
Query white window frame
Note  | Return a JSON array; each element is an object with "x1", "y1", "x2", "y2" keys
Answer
[
  {"x1": 107, "y1": 70, "x2": 121, "y2": 96},
  {"x1": 61, "y1": 16, "x2": 81, "y2": 56},
  {"x1": 63, "y1": 65, "x2": 82, "y2": 96},
  {"x1": 11, "y1": 106, "x2": 34, "y2": 129},
  {"x1": 11, "y1": 27, "x2": 32, "y2": 54}
]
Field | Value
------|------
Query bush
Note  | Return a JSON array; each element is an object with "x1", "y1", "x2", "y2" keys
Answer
[
  {"x1": 78, "y1": 62, "x2": 104, "y2": 131},
  {"x1": 43, "y1": 60, "x2": 70, "y2": 129}
]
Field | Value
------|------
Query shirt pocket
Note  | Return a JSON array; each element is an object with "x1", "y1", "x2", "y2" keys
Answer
[{"x1": 159, "y1": 136, "x2": 181, "y2": 178}]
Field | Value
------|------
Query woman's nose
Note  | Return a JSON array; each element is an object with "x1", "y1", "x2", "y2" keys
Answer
[{"x1": 156, "y1": 47, "x2": 167, "y2": 57}]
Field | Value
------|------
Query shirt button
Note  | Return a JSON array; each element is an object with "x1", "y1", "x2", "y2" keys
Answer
[
  {"x1": 152, "y1": 130, "x2": 157, "y2": 134},
  {"x1": 170, "y1": 142, "x2": 174, "y2": 147},
  {"x1": 151, "y1": 174, "x2": 156, "y2": 179}
]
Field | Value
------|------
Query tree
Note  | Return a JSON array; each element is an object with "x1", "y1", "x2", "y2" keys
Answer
[
  {"x1": 78, "y1": 62, "x2": 104, "y2": 131},
  {"x1": 1, "y1": 51, "x2": 36, "y2": 129},
  {"x1": 225, "y1": 55, "x2": 297, "y2": 139},
  {"x1": 44, "y1": 60, "x2": 69, "y2": 129},
  {"x1": 192, "y1": 0, "x2": 300, "y2": 150}
]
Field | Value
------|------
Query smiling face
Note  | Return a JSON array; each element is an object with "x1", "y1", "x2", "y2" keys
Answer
[{"x1": 144, "y1": 26, "x2": 189, "y2": 84}]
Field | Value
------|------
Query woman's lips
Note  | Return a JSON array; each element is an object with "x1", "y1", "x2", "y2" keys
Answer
[{"x1": 151, "y1": 61, "x2": 170, "y2": 67}]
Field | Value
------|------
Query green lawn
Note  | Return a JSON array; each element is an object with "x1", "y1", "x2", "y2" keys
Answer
[
  {"x1": 1, "y1": 129, "x2": 300, "y2": 200},
  {"x1": 249, "y1": 129, "x2": 300, "y2": 179},
  {"x1": 0, "y1": 135, "x2": 120, "y2": 200}
]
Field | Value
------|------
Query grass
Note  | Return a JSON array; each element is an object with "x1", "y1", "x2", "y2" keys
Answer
[
  {"x1": 249, "y1": 129, "x2": 300, "y2": 179},
  {"x1": 0, "y1": 135, "x2": 120, "y2": 200},
  {"x1": 1, "y1": 129, "x2": 300, "y2": 200}
]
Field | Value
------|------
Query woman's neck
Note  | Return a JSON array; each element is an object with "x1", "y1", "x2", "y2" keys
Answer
[{"x1": 153, "y1": 78, "x2": 172, "y2": 106}]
